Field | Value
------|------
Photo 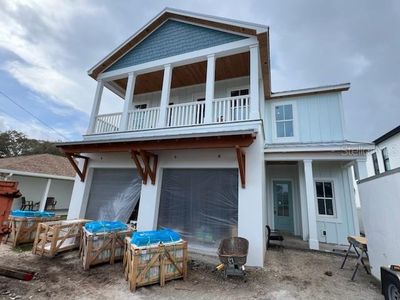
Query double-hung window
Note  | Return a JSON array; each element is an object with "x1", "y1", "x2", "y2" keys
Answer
[
  {"x1": 382, "y1": 147, "x2": 391, "y2": 172},
  {"x1": 230, "y1": 88, "x2": 249, "y2": 121},
  {"x1": 275, "y1": 104, "x2": 294, "y2": 138},
  {"x1": 316, "y1": 181, "x2": 335, "y2": 216}
]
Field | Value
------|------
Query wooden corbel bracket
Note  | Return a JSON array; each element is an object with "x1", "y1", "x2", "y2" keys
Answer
[
  {"x1": 236, "y1": 145, "x2": 246, "y2": 188},
  {"x1": 65, "y1": 153, "x2": 89, "y2": 182},
  {"x1": 131, "y1": 149, "x2": 158, "y2": 185}
]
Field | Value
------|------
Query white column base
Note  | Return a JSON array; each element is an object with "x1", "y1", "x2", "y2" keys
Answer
[
  {"x1": 137, "y1": 168, "x2": 163, "y2": 231},
  {"x1": 309, "y1": 239, "x2": 320, "y2": 250}
]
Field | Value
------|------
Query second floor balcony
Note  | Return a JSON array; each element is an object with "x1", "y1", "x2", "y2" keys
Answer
[{"x1": 87, "y1": 41, "x2": 262, "y2": 137}]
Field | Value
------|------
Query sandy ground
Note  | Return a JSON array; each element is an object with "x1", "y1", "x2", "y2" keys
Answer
[{"x1": 0, "y1": 244, "x2": 382, "y2": 300}]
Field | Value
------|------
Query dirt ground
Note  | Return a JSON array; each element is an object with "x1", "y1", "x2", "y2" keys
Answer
[{"x1": 0, "y1": 244, "x2": 382, "y2": 300}]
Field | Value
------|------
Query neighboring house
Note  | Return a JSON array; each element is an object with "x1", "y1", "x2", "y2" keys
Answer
[
  {"x1": 367, "y1": 125, "x2": 400, "y2": 176},
  {"x1": 58, "y1": 8, "x2": 372, "y2": 267},
  {"x1": 0, "y1": 154, "x2": 75, "y2": 215}
]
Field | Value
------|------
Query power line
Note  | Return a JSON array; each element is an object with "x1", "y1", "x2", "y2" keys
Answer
[{"x1": 0, "y1": 90, "x2": 70, "y2": 141}]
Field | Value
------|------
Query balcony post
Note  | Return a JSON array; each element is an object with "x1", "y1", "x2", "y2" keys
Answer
[
  {"x1": 87, "y1": 80, "x2": 104, "y2": 134},
  {"x1": 204, "y1": 54, "x2": 215, "y2": 123},
  {"x1": 249, "y1": 44, "x2": 260, "y2": 119},
  {"x1": 120, "y1": 72, "x2": 136, "y2": 131},
  {"x1": 157, "y1": 64, "x2": 172, "y2": 128}
]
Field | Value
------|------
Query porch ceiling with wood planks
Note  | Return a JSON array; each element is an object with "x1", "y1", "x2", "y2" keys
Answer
[{"x1": 113, "y1": 52, "x2": 250, "y2": 95}]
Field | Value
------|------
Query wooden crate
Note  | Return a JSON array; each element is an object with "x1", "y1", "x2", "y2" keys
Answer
[
  {"x1": 123, "y1": 237, "x2": 188, "y2": 291},
  {"x1": 80, "y1": 226, "x2": 133, "y2": 270},
  {"x1": 5, "y1": 215, "x2": 61, "y2": 247},
  {"x1": 32, "y1": 219, "x2": 90, "y2": 257}
]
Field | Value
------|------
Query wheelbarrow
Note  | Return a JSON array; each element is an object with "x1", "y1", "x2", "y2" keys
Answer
[{"x1": 218, "y1": 237, "x2": 249, "y2": 278}]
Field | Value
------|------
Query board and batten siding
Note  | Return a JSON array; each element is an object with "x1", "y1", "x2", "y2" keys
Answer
[
  {"x1": 131, "y1": 76, "x2": 249, "y2": 107},
  {"x1": 264, "y1": 92, "x2": 345, "y2": 144},
  {"x1": 313, "y1": 162, "x2": 356, "y2": 245}
]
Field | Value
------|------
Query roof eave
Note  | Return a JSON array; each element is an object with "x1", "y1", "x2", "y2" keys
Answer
[{"x1": 270, "y1": 83, "x2": 351, "y2": 99}]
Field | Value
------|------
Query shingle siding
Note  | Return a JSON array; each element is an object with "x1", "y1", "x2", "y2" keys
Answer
[{"x1": 106, "y1": 20, "x2": 247, "y2": 71}]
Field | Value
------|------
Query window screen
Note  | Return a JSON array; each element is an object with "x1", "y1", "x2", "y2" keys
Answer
[
  {"x1": 85, "y1": 168, "x2": 142, "y2": 222},
  {"x1": 158, "y1": 169, "x2": 238, "y2": 250}
]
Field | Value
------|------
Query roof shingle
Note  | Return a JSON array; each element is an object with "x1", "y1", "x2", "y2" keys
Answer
[{"x1": 0, "y1": 154, "x2": 75, "y2": 178}]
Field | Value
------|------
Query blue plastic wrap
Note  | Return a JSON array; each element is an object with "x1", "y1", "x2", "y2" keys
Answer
[
  {"x1": 11, "y1": 210, "x2": 56, "y2": 218},
  {"x1": 131, "y1": 229, "x2": 181, "y2": 246},
  {"x1": 85, "y1": 221, "x2": 128, "y2": 234}
]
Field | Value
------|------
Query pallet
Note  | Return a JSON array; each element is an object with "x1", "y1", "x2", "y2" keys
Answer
[
  {"x1": 80, "y1": 226, "x2": 133, "y2": 270},
  {"x1": 4, "y1": 215, "x2": 61, "y2": 247},
  {"x1": 123, "y1": 237, "x2": 188, "y2": 291},
  {"x1": 32, "y1": 219, "x2": 90, "y2": 257}
]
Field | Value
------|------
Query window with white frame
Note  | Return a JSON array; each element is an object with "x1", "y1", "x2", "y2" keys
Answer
[
  {"x1": 315, "y1": 181, "x2": 335, "y2": 216},
  {"x1": 372, "y1": 152, "x2": 380, "y2": 175},
  {"x1": 275, "y1": 104, "x2": 294, "y2": 138},
  {"x1": 382, "y1": 147, "x2": 391, "y2": 172}
]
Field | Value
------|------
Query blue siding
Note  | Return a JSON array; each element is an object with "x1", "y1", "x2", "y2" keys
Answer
[
  {"x1": 264, "y1": 92, "x2": 345, "y2": 144},
  {"x1": 107, "y1": 20, "x2": 247, "y2": 71}
]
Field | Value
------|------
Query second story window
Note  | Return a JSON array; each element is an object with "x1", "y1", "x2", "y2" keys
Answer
[
  {"x1": 372, "y1": 152, "x2": 380, "y2": 175},
  {"x1": 382, "y1": 147, "x2": 391, "y2": 171},
  {"x1": 275, "y1": 104, "x2": 294, "y2": 138}
]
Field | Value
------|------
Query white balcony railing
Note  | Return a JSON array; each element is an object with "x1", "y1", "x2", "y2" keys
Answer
[
  {"x1": 212, "y1": 95, "x2": 250, "y2": 123},
  {"x1": 94, "y1": 112, "x2": 121, "y2": 133},
  {"x1": 166, "y1": 101, "x2": 205, "y2": 127},
  {"x1": 127, "y1": 107, "x2": 159, "y2": 131},
  {"x1": 93, "y1": 96, "x2": 251, "y2": 134}
]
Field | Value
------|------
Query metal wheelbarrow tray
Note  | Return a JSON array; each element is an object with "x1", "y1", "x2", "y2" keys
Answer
[{"x1": 218, "y1": 237, "x2": 249, "y2": 278}]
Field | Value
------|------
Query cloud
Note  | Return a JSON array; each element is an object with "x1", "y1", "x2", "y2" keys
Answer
[{"x1": 0, "y1": 0, "x2": 399, "y2": 143}]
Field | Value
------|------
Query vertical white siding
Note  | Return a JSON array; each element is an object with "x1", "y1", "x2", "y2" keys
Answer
[
  {"x1": 132, "y1": 76, "x2": 250, "y2": 107},
  {"x1": 264, "y1": 92, "x2": 345, "y2": 144},
  {"x1": 366, "y1": 133, "x2": 400, "y2": 176},
  {"x1": 313, "y1": 162, "x2": 356, "y2": 245}
]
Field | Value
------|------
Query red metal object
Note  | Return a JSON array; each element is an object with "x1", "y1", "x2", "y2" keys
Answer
[{"x1": 0, "y1": 181, "x2": 21, "y2": 236}]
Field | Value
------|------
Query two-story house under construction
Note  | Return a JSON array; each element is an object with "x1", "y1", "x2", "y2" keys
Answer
[{"x1": 59, "y1": 8, "x2": 373, "y2": 267}]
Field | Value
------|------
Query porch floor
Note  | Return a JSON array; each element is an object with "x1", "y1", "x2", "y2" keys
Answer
[{"x1": 272, "y1": 234, "x2": 352, "y2": 255}]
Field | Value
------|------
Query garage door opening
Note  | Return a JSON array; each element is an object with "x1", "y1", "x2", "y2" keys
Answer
[
  {"x1": 85, "y1": 168, "x2": 141, "y2": 223},
  {"x1": 158, "y1": 169, "x2": 238, "y2": 253}
]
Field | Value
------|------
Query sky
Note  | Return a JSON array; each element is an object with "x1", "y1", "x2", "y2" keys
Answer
[{"x1": 0, "y1": 0, "x2": 399, "y2": 142}]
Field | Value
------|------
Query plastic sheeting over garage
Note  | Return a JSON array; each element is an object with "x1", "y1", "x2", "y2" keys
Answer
[
  {"x1": 158, "y1": 169, "x2": 238, "y2": 251},
  {"x1": 85, "y1": 168, "x2": 141, "y2": 222}
]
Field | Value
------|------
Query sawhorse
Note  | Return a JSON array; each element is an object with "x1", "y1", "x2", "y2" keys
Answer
[{"x1": 340, "y1": 236, "x2": 370, "y2": 280}]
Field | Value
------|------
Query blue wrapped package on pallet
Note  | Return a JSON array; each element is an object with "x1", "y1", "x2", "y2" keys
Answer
[
  {"x1": 11, "y1": 210, "x2": 56, "y2": 218},
  {"x1": 84, "y1": 221, "x2": 128, "y2": 234},
  {"x1": 131, "y1": 228, "x2": 181, "y2": 246}
]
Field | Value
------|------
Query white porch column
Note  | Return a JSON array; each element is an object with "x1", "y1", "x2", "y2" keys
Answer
[
  {"x1": 137, "y1": 168, "x2": 163, "y2": 231},
  {"x1": 39, "y1": 179, "x2": 52, "y2": 211},
  {"x1": 303, "y1": 159, "x2": 319, "y2": 250},
  {"x1": 238, "y1": 129, "x2": 266, "y2": 267},
  {"x1": 120, "y1": 72, "x2": 136, "y2": 131},
  {"x1": 204, "y1": 54, "x2": 215, "y2": 123},
  {"x1": 249, "y1": 44, "x2": 260, "y2": 120},
  {"x1": 298, "y1": 161, "x2": 309, "y2": 241},
  {"x1": 87, "y1": 80, "x2": 104, "y2": 134},
  {"x1": 355, "y1": 158, "x2": 368, "y2": 180},
  {"x1": 157, "y1": 64, "x2": 172, "y2": 128}
]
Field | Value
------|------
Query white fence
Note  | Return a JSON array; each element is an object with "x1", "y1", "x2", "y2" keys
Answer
[
  {"x1": 166, "y1": 101, "x2": 205, "y2": 127},
  {"x1": 358, "y1": 168, "x2": 400, "y2": 280},
  {"x1": 127, "y1": 107, "x2": 159, "y2": 131},
  {"x1": 213, "y1": 95, "x2": 250, "y2": 123}
]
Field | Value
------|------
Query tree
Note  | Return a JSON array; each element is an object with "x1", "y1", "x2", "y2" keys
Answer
[{"x1": 0, "y1": 130, "x2": 62, "y2": 158}]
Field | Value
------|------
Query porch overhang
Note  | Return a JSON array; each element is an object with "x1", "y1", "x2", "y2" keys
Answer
[{"x1": 57, "y1": 132, "x2": 256, "y2": 186}]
